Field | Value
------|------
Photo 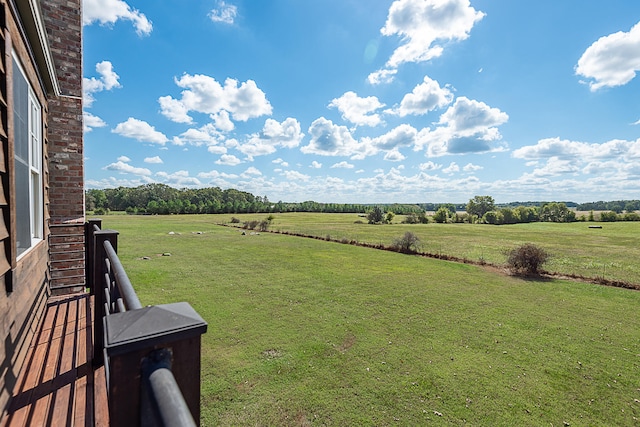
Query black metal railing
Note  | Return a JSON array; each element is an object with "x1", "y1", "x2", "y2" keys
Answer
[{"x1": 86, "y1": 219, "x2": 207, "y2": 427}]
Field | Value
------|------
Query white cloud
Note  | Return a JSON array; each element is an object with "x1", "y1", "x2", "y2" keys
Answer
[
  {"x1": 330, "y1": 161, "x2": 355, "y2": 169},
  {"x1": 209, "y1": 1, "x2": 238, "y2": 24},
  {"x1": 367, "y1": 124, "x2": 418, "y2": 151},
  {"x1": 83, "y1": 0, "x2": 152, "y2": 36},
  {"x1": 419, "y1": 161, "x2": 441, "y2": 171},
  {"x1": 576, "y1": 21, "x2": 640, "y2": 91},
  {"x1": 172, "y1": 124, "x2": 225, "y2": 150},
  {"x1": 83, "y1": 112, "x2": 107, "y2": 132},
  {"x1": 144, "y1": 156, "x2": 163, "y2": 164},
  {"x1": 158, "y1": 96, "x2": 193, "y2": 124},
  {"x1": 112, "y1": 118, "x2": 169, "y2": 145},
  {"x1": 155, "y1": 170, "x2": 202, "y2": 187},
  {"x1": 370, "y1": 0, "x2": 484, "y2": 84},
  {"x1": 197, "y1": 170, "x2": 238, "y2": 179},
  {"x1": 211, "y1": 110, "x2": 235, "y2": 132},
  {"x1": 281, "y1": 170, "x2": 310, "y2": 181},
  {"x1": 273, "y1": 158, "x2": 289, "y2": 167},
  {"x1": 632, "y1": 119, "x2": 640, "y2": 125},
  {"x1": 416, "y1": 97, "x2": 509, "y2": 156},
  {"x1": 384, "y1": 149, "x2": 406, "y2": 162},
  {"x1": 393, "y1": 76, "x2": 453, "y2": 116},
  {"x1": 310, "y1": 161, "x2": 322, "y2": 169},
  {"x1": 84, "y1": 61, "x2": 121, "y2": 107},
  {"x1": 104, "y1": 160, "x2": 152, "y2": 176},
  {"x1": 301, "y1": 117, "x2": 368, "y2": 158},
  {"x1": 442, "y1": 162, "x2": 460, "y2": 174},
  {"x1": 513, "y1": 137, "x2": 640, "y2": 161},
  {"x1": 117, "y1": 155, "x2": 131, "y2": 162},
  {"x1": 241, "y1": 167, "x2": 262, "y2": 177},
  {"x1": 238, "y1": 118, "x2": 303, "y2": 158},
  {"x1": 462, "y1": 162, "x2": 483, "y2": 172},
  {"x1": 216, "y1": 154, "x2": 242, "y2": 166},
  {"x1": 159, "y1": 74, "x2": 272, "y2": 123},
  {"x1": 328, "y1": 91, "x2": 385, "y2": 127}
]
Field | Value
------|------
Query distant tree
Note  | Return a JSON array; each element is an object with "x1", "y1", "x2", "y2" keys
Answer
[
  {"x1": 385, "y1": 211, "x2": 395, "y2": 224},
  {"x1": 466, "y1": 195, "x2": 495, "y2": 218},
  {"x1": 402, "y1": 212, "x2": 419, "y2": 224},
  {"x1": 500, "y1": 208, "x2": 518, "y2": 224},
  {"x1": 437, "y1": 203, "x2": 456, "y2": 214},
  {"x1": 483, "y1": 210, "x2": 504, "y2": 225},
  {"x1": 514, "y1": 206, "x2": 538, "y2": 223},
  {"x1": 433, "y1": 207, "x2": 450, "y2": 223},
  {"x1": 599, "y1": 211, "x2": 618, "y2": 222},
  {"x1": 367, "y1": 206, "x2": 384, "y2": 224},
  {"x1": 539, "y1": 202, "x2": 575, "y2": 222}
]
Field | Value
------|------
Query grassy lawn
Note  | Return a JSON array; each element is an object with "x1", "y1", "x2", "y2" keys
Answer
[
  {"x1": 98, "y1": 215, "x2": 640, "y2": 426},
  {"x1": 212, "y1": 212, "x2": 640, "y2": 285}
]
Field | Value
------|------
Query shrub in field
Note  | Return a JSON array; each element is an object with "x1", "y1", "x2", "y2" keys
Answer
[
  {"x1": 230, "y1": 217, "x2": 241, "y2": 223},
  {"x1": 258, "y1": 220, "x2": 270, "y2": 232},
  {"x1": 392, "y1": 231, "x2": 421, "y2": 254},
  {"x1": 243, "y1": 220, "x2": 259, "y2": 230},
  {"x1": 506, "y1": 243, "x2": 550, "y2": 275},
  {"x1": 600, "y1": 211, "x2": 618, "y2": 222}
]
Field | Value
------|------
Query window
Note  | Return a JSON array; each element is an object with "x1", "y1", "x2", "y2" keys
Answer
[{"x1": 13, "y1": 53, "x2": 43, "y2": 258}]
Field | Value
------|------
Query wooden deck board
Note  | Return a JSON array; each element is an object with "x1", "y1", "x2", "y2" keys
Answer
[{"x1": 0, "y1": 294, "x2": 108, "y2": 427}]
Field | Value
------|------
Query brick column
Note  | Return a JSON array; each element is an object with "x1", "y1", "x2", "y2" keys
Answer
[{"x1": 40, "y1": 0, "x2": 85, "y2": 293}]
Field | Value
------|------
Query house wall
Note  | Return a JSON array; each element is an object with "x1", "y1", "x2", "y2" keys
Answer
[
  {"x1": 0, "y1": 0, "x2": 53, "y2": 413},
  {"x1": 40, "y1": 0, "x2": 85, "y2": 294}
]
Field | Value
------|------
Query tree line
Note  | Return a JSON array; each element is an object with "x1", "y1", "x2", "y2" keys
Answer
[
  {"x1": 85, "y1": 184, "x2": 424, "y2": 215},
  {"x1": 86, "y1": 185, "x2": 639, "y2": 223}
]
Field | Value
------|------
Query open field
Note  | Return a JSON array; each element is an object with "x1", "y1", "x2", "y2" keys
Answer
[
  {"x1": 210, "y1": 212, "x2": 640, "y2": 286},
  {"x1": 97, "y1": 214, "x2": 640, "y2": 425}
]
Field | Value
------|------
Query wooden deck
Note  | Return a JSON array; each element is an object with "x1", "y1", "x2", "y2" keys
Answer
[{"x1": 0, "y1": 293, "x2": 109, "y2": 427}]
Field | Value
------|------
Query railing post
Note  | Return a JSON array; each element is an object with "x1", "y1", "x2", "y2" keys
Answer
[
  {"x1": 93, "y1": 229, "x2": 118, "y2": 367},
  {"x1": 85, "y1": 219, "x2": 102, "y2": 292},
  {"x1": 104, "y1": 303, "x2": 207, "y2": 426}
]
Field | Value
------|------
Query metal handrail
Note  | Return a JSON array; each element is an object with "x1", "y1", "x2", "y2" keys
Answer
[
  {"x1": 103, "y1": 239, "x2": 142, "y2": 311},
  {"x1": 143, "y1": 349, "x2": 197, "y2": 427}
]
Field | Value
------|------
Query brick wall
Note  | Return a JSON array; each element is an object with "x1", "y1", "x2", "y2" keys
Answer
[{"x1": 40, "y1": 0, "x2": 85, "y2": 292}]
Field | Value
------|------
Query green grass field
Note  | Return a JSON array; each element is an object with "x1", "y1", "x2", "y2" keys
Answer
[
  {"x1": 212, "y1": 212, "x2": 640, "y2": 285},
  {"x1": 97, "y1": 214, "x2": 640, "y2": 426}
]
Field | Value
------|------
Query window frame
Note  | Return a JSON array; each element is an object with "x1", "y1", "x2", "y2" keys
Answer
[{"x1": 12, "y1": 50, "x2": 44, "y2": 260}]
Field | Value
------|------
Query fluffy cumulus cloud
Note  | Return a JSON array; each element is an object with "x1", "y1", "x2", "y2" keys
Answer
[
  {"x1": 576, "y1": 21, "x2": 640, "y2": 91},
  {"x1": 216, "y1": 154, "x2": 242, "y2": 166},
  {"x1": 172, "y1": 124, "x2": 226, "y2": 149},
  {"x1": 83, "y1": 112, "x2": 107, "y2": 132},
  {"x1": 159, "y1": 74, "x2": 272, "y2": 124},
  {"x1": 370, "y1": 0, "x2": 484, "y2": 84},
  {"x1": 373, "y1": 124, "x2": 418, "y2": 150},
  {"x1": 84, "y1": 61, "x2": 121, "y2": 107},
  {"x1": 416, "y1": 97, "x2": 509, "y2": 156},
  {"x1": 144, "y1": 156, "x2": 163, "y2": 164},
  {"x1": 112, "y1": 118, "x2": 169, "y2": 145},
  {"x1": 301, "y1": 117, "x2": 369, "y2": 158},
  {"x1": 513, "y1": 137, "x2": 640, "y2": 183},
  {"x1": 209, "y1": 1, "x2": 238, "y2": 24},
  {"x1": 331, "y1": 161, "x2": 355, "y2": 169},
  {"x1": 328, "y1": 92, "x2": 385, "y2": 127},
  {"x1": 104, "y1": 160, "x2": 152, "y2": 176},
  {"x1": 83, "y1": 0, "x2": 152, "y2": 36},
  {"x1": 237, "y1": 118, "x2": 304, "y2": 159},
  {"x1": 393, "y1": 76, "x2": 453, "y2": 116},
  {"x1": 156, "y1": 170, "x2": 202, "y2": 187}
]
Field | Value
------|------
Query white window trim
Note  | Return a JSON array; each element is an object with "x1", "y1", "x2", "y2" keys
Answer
[{"x1": 13, "y1": 51, "x2": 44, "y2": 260}]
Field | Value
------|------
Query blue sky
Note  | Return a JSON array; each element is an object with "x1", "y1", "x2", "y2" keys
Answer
[{"x1": 82, "y1": 0, "x2": 640, "y2": 204}]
